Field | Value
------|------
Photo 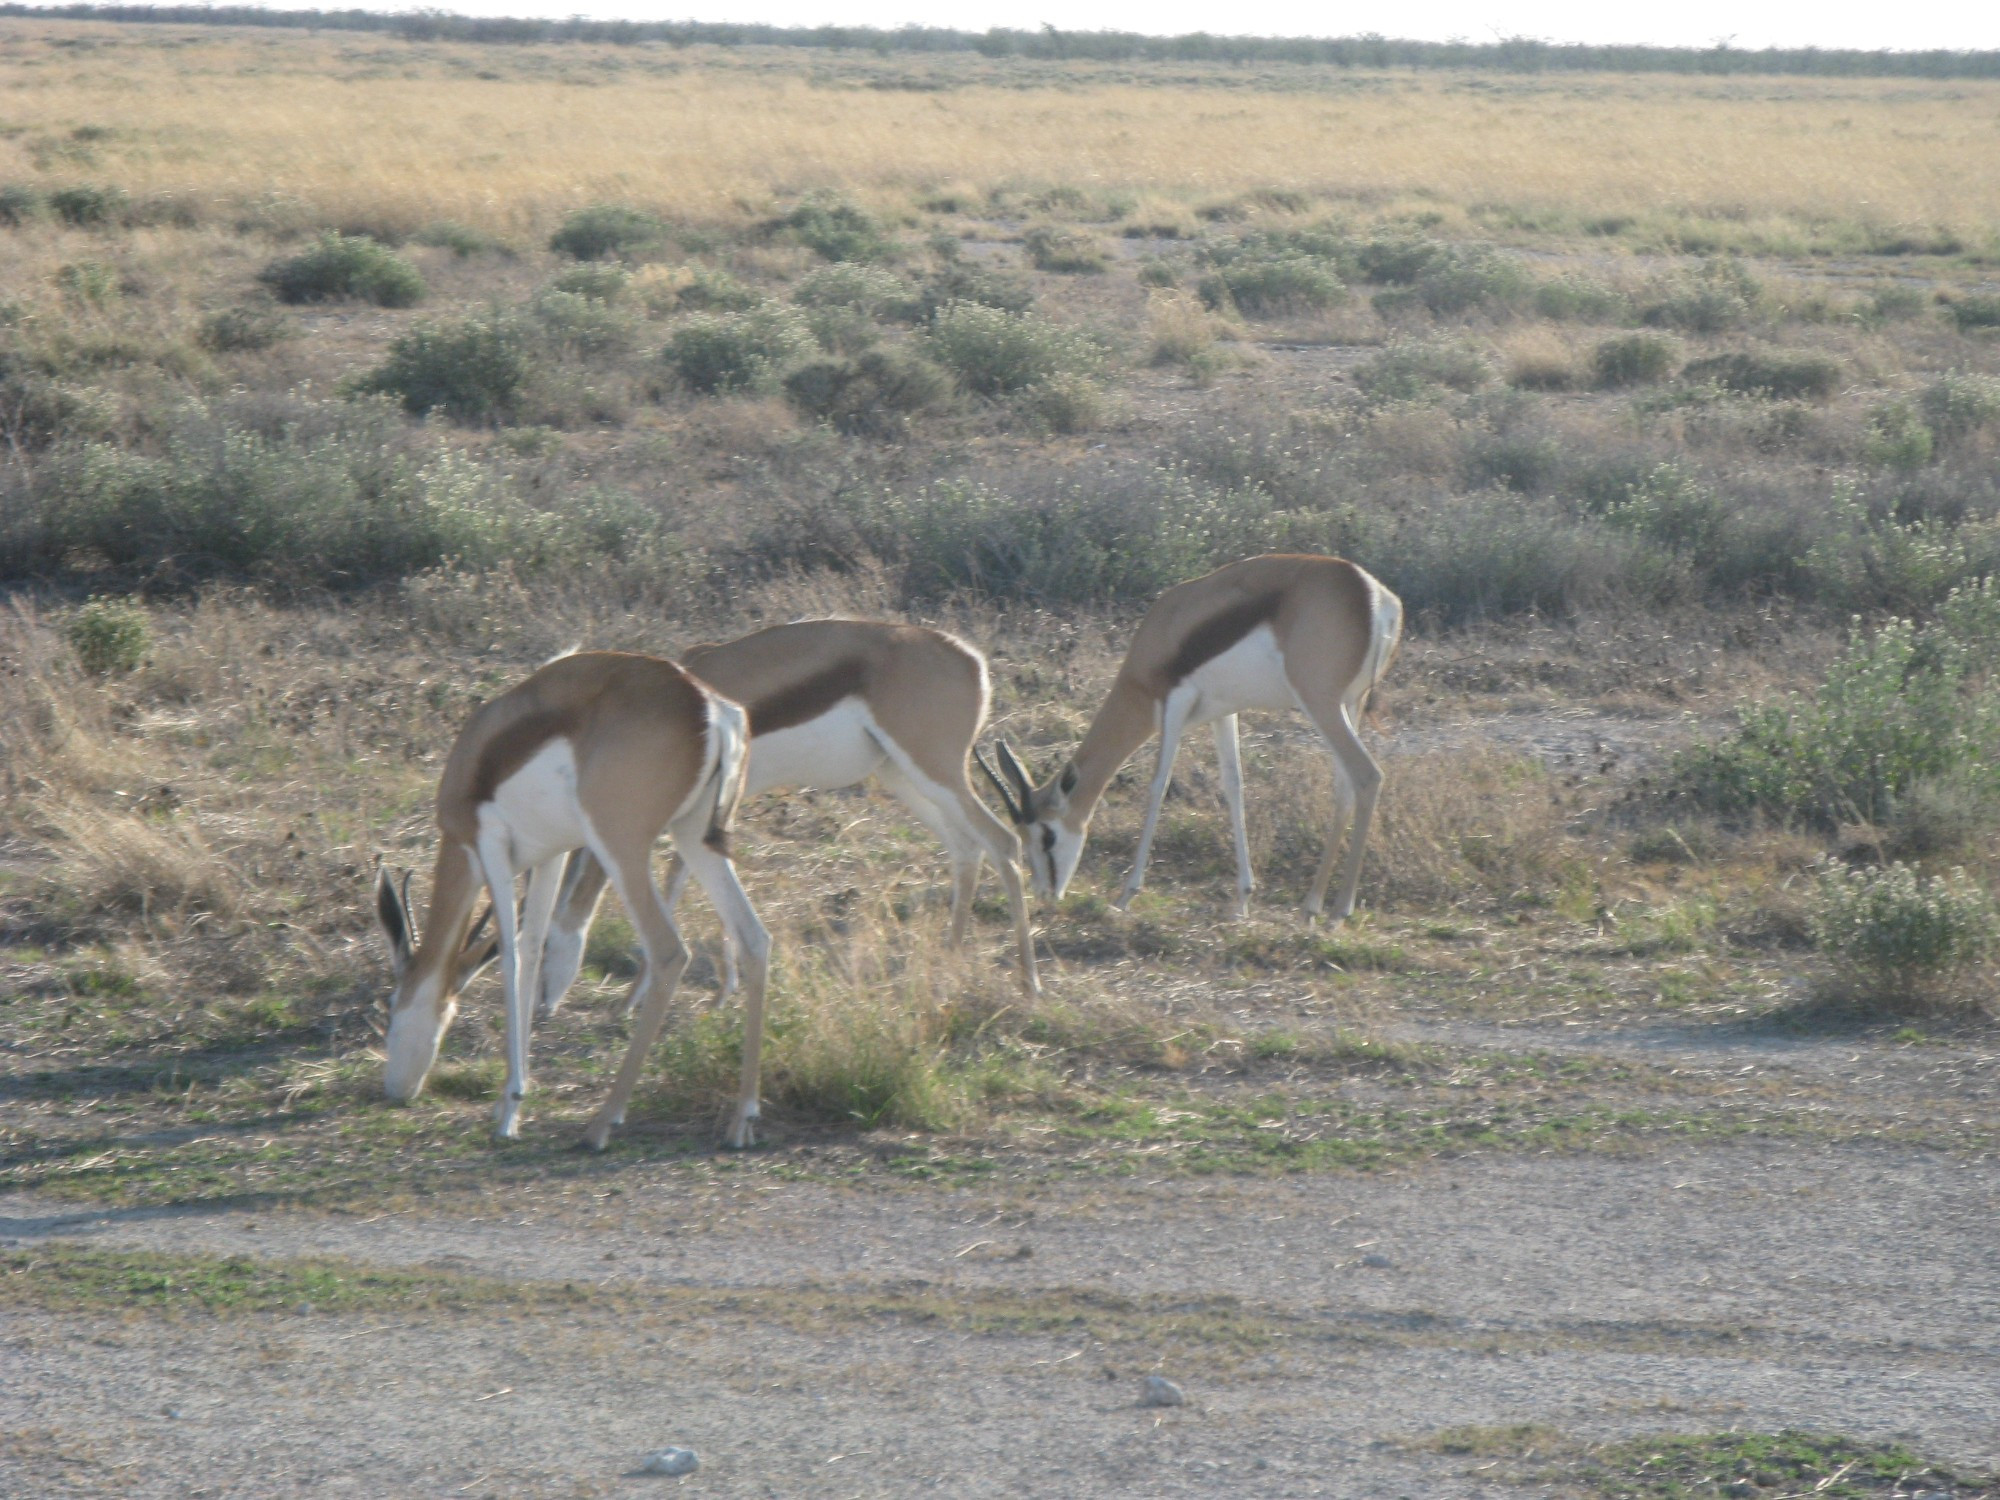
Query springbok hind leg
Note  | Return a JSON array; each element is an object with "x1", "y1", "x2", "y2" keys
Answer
[
  {"x1": 1305, "y1": 704, "x2": 1381, "y2": 924},
  {"x1": 580, "y1": 840, "x2": 689, "y2": 1153}
]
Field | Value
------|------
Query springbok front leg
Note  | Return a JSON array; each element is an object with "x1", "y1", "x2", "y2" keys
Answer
[
  {"x1": 1211, "y1": 713, "x2": 1254, "y2": 920},
  {"x1": 579, "y1": 833, "x2": 692, "y2": 1153},
  {"x1": 1114, "y1": 694, "x2": 1191, "y2": 912}
]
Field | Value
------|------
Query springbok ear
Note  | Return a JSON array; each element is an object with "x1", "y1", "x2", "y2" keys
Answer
[
  {"x1": 1058, "y1": 763, "x2": 1079, "y2": 796},
  {"x1": 453, "y1": 902, "x2": 499, "y2": 989},
  {"x1": 375, "y1": 866, "x2": 414, "y2": 977},
  {"x1": 974, "y1": 746, "x2": 1027, "y2": 823}
]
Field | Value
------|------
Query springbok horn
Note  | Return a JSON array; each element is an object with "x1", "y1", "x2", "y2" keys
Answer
[
  {"x1": 399, "y1": 870, "x2": 417, "y2": 946},
  {"x1": 995, "y1": 740, "x2": 1036, "y2": 807},
  {"x1": 974, "y1": 746, "x2": 1027, "y2": 823}
]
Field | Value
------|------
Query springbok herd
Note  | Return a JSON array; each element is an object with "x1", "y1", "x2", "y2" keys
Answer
[{"x1": 374, "y1": 552, "x2": 1402, "y2": 1149}]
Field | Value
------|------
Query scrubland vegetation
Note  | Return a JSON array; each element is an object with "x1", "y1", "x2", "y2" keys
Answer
[{"x1": 2, "y1": 17, "x2": 1998, "y2": 1215}]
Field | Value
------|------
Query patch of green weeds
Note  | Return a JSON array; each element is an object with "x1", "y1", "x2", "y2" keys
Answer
[{"x1": 1571, "y1": 1430, "x2": 1988, "y2": 1500}]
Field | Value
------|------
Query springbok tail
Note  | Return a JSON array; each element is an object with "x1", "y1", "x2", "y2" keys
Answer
[{"x1": 701, "y1": 695, "x2": 751, "y2": 855}]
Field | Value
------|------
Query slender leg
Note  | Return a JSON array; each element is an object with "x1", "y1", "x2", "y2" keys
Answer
[
  {"x1": 1116, "y1": 694, "x2": 1191, "y2": 911},
  {"x1": 537, "y1": 850, "x2": 608, "y2": 1022},
  {"x1": 580, "y1": 841, "x2": 690, "y2": 1152},
  {"x1": 475, "y1": 837, "x2": 530, "y2": 1140},
  {"x1": 515, "y1": 856, "x2": 565, "y2": 1030},
  {"x1": 675, "y1": 835, "x2": 772, "y2": 1149},
  {"x1": 1306, "y1": 704, "x2": 1382, "y2": 923},
  {"x1": 963, "y1": 796, "x2": 1039, "y2": 995},
  {"x1": 1211, "y1": 713, "x2": 1254, "y2": 920}
]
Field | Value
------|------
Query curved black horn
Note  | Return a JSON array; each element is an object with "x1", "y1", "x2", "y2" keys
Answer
[
  {"x1": 399, "y1": 870, "x2": 417, "y2": 945},
  {"x1": 995, "y1": 740, "x2": 1036, "y2": 807},
  {"x1": 974, "y1": 746, "x2": 1027, "y2": 823}
]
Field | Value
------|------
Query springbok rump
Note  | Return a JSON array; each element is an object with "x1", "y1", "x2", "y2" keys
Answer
[
  {"x1": 983, "y1": 553, "x2": 1402, "y2": 923},
  {"x1": 374, "y1": 650, "x2": 771, "y2": 1149},
  {"x1": 537, "y1": 619, "x2": 1040, "y2": 1017}
]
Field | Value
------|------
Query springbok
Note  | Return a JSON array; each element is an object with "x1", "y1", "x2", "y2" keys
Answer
[
  {"x1": 536, "y1": 619, "x2": 1039, "y2": 1016},
  {"x1": 374, "y1": 650, "x2": 772, "y2": 1150},
  {"x1": 982, "y1": 554, "x2": 1401, "y2": 922}
]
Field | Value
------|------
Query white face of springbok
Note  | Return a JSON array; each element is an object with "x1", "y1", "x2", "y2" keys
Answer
[
  {"x1": 981, "y1": 745, "x2": 1086, "y2": 902},
  {"x1": 374, "y1": 868, "x2": 494, "y2": 1103}
]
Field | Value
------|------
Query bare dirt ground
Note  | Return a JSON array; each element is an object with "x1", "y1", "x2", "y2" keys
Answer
[{"x1": 5, "y1": 1054, "x2": 1997, "y2": 1498}]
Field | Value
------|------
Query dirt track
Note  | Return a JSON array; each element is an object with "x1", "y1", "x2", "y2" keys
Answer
[{"x1": 5, "y1": 1125, "x2": 1997, "y2": 1498}]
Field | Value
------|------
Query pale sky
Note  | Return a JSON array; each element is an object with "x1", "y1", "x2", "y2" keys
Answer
[{"x1": 303, "y1": 0, "x2": 2000, "y2": 53}]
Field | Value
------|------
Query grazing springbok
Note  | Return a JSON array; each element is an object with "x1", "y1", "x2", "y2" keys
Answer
[
  {"x1": 536, "y1": 619, "x2": 1039, "y2": 1016},
  {"x1": 982, "y1": 554, "x2": 1402, "y2": 922},
  {"x1": 374, "y1": 650, "x2": 771, "y2": 1150}
]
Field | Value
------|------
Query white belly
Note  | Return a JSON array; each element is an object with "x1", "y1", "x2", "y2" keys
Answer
[
  {"x1": 1181, "y1": 624, "x2": 1295, "y2": 723},
  {"x1": 745, "y1": 697, "x2": 885, "y2": 795},
  {"x1": 481, "y1": 738, "x2": 584, "y2": 870}
]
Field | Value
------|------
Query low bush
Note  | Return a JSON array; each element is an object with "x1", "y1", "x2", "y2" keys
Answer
[
  {"x1": 1641, "y1": 259, "x2": 1763, "y2": 332},
  {"x1": 1023, "y1": 224, "x2": 1109, "y2": 274},
  {"x1": 0, "y1": 184, "x2": 45, "y2": 225},
  {"x1": 356, "y1": 312, "x2": 530, "y2": 422},
  {"x1": 1591, "y1": 332, "x2": 1679, "y2": 388},
  {"x1": 1682, "y1": 350, "x2": 1842, "y2": 401},
  {"x1": 1943, "y1": 293, "x2": 2000, "y2": 332},
  {"x1": 48, "y1": 183, "x2": 127, "y2": 227},
  {"x1": 775, "y1": 197, "x2": 892, "y2": 263},
  {"x1": 414, "y1": 221, "x2": 508, "y2": 258},
  {"x1": 1353, "y1": 340, "x2": 1492, "y2": 402},
  {"x1": 792, "y1": 263, "x2": 921, "y2": 320},
  {"x1": 1197, "y1": 255, "x2": 1344, "y2": 317},
  {"x1": 671, "y1": 267, "x2": 762, "y2": 314},
  {"x1": 662, "y1": 304, "x2": 816, "y2": 395},
  {"x1": 915, "y1": 262, "x2": 1036, "y2": 320},
  {"x1": 782, "y1": 346, "x2": 951, "y2": 436},
  {"x1": 548, "y1": 263, "x2": 629, "y2": 302},
  {"x1": 1865, "y1": 401, "x2": 1934, "y2": 470},
  {"x1": 259, "y1": 234, "x2": 425, "y2": 308},
  {"x1": 1353, "y1": 234, "x2": 1447, "y2": 285},
  {"x1": 528, "y1": 289, "x2": 640, "y2": 362},
  {"x1": 1862, "y1": 283, "x2": 1929, "y2": 324},
  {"x1": 1373, "y1": 245, "x2": 1532, "y2": 317},
  {"x1": 1533, "y1": 274, "x2": 1630, "y2": 322},
  {"x1": 198, "y1": 304, "x2": 295, "y2": 354},
  {"x1": 1372, "y1": 490, "x2": 1635, "y2": 625},
  {"x1": 1671, "y1": 582, "x2": 2000, "y2": 828},
  {"x1": 1919, "y1": 373, "x2": 2000, "y2": 446},
  {"x1": 1016, "y1": 372, "x2": 1106, "y2": 434},
  {"x1": 1809, "y1": 860, "x2": 1996, "y2": 1012},
  {"x1": 923, "y1": 301, "x2": 1102, "y2": 397},
  {"x1": 54, "y1": 261, "x2": 121, "y2": 308},
  {"x1": 549, "y1": 203, "x2": 665, "y2": 260},
  {"x1": 64, "y1": 597, "x2": 150, "y2": 675}
]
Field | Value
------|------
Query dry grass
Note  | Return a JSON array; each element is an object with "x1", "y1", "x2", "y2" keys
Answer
[{"x1": 0, "y1": 23, "x2": 1995, "y2": 239}]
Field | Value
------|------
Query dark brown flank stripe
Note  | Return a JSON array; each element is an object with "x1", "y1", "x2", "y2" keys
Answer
[
  {"x1": 745, "y1": 659, "x2": 867, "y2": 735},
  {"x1": 469, "y1": 707, "x2": 573, "y2": 807},
  {"x1": 1162, "y1": 591, "x2": 1283, "y2": 686}
]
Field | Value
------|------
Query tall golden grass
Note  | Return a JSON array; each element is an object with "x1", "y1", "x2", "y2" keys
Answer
[{"x1": 0, "y1": 21, "x2": 1994, "y2": 237}]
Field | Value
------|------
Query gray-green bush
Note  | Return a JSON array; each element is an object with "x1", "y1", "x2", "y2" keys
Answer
[
  {"x1": 1592, "y1": 332, "x2": 1679, "y2": 388},
  {"x1": 549, "y1": 203, "x2": 665, "y2": 260},
  {"x1": 923, "y1": 301, "x2": 1103, "y2": 397},
  {"x1": 662, "y1": 304, "x2": 816, "y2": 394},
  {"x1": 356, "y1": 312, "x2": 530, "y2": 423},
  {"x1": 259, "y1": 234, "x2": 425, "y2": 308},
  {"x1": 1809, "y1": 860, "x2": 1996, "y2": 1010}
]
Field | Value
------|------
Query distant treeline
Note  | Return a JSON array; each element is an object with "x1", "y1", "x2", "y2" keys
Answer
[{"x1": 5, "y1": 4, "x2": 1999, "y2": 80}]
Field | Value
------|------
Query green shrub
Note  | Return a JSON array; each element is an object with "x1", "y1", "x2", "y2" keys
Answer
[
  {"x1": 1353, "y1": 234, "x2": 1447, "y2": 285},
  {"x1": 548, "y1": 263, "x2": 629, "y2": 302},
  {"x1": 1919, "y1": 373, "x2": 2000, "y2": 445},
  {"x1": 1862, "y1": 283, "x2": 1929, "y2": 324},
  {"x1": 198, "y1": 304, "x2": 294, "y2": 353},
  {"x1": 413, "y1": 221, "x2": 507, "y2": 258},
  {"x1": 915, "y1": 262, "x2": 1036, "y2": 321},
  {"x1": 1533, "y1": 274, "x2": 1630, "y2": 322},
  {"x1": 0, "y1": 185, "x2": 45, "y2": 225},
  {"x1": 1373, "y1": 490, "x2": 1633, "y2": 625},
  {"x1": 1136, "y1": 259, "x2": 1178, "y2": 288},
  {"x1": 662, "y1": 304, "x2": 816, "y2": 395},
  {"x1": 549, "y1": 203, "x2": 665, "y2": 260},
  {"x1": 528, "y1": 289, "x2": 639, "y2": 362},
  {"x1": 923, "y1": 301, "x2": 1102, "y2": 397},
  {"x1": 1865, "y1": 401, "x2": 1934, "y2": 470},
  {"x1": 775, "y1": 197, "x2": 892, "y2": 263},
  {"x1": 783, "y1": 347, "x2": 952, "y2": 436},
  {"x1": 1943, "y1": 293, "x2": 2000, "y2": 332},
  {"x1": 1810, "y1": 861, "x2": 1996, "y2": 1010},
  {"x1": 1682, "y1": 350, "x2": 1842, "y2": 401},
  {"x1": 1372, "y1": 245, "x2": 1532, "y2": 317},
  {"x1": 1016, "y1": 372, "x2": 1106, "y2": 433},
  {"x1": 1353, "y1": 340, "x2": 1492, "y2": 401},
  {"x1": 258, "y1": 233, "x2": 425, "y2": 308},
  {"x1": 1591, "y1": 332, "x2": 1679, "y2": 388},
  {"x1": 792, "y1": 263, "x2": 921, "y2": 320},
  {"x1": 54, "y1": 260, "x2": 121, "y2": 308},
  {"x1": 1672, "y1": 585, "x2": 2000, "y2": 828},
  {"x1": 65, "y1": 597, "x2": 150, "y2": 675},
  {"x1": 48, "y1": 183, "x2": 127, "y2": 227},
  {"x1": 1641, "y1": 259, "x2": 1762, "y2": 332},
  {"x1": 357, "y1": 312, "x2": 530, "y2": 422},
  {"x1": 1022, "y1": 224, "x2": 1108, "y2": 274},
  {"x1": 671, "y1": 267, "x2": 761, "y2": 313},
  {"x1": 1197, "y1": 255, "x2": 1344, "y2": 317}
]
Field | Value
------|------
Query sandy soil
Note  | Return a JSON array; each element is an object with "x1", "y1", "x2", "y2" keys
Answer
[{"x1": 5, "y1": 1125, "x2": 1997, "y2": 1498}]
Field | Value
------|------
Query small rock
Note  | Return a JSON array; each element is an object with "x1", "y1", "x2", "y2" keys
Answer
[
  {"x1": 163, "y1": 1408, "x2": 184, "y2": 1421},
  {"x1": 1139, "y1": 1375, "x2": 1186, "y2": 1408},
  {"x1": 641, "y1": 1447, "x2": 699, "y2": 1476},
  {"x1": 1360, "y1": 1253, "x2": 1393, "y2": 1268},
  {"x1": 293, "y1": 1301, "x2": 313, "y2": 1315}
]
